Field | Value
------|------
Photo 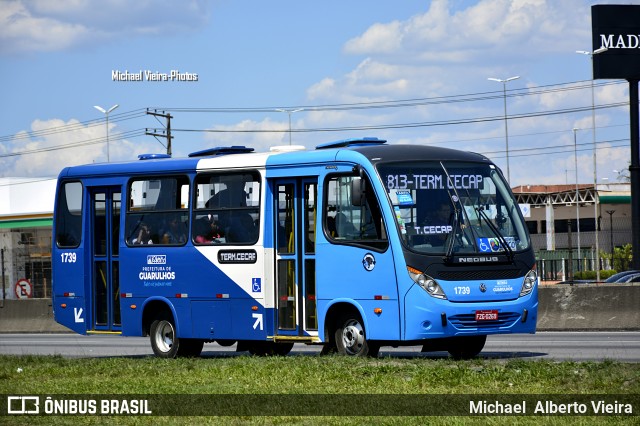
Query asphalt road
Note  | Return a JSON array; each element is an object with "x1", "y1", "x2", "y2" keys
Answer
[{"x1": 1, "y1": 332, "x2": 639, "y2": 361}]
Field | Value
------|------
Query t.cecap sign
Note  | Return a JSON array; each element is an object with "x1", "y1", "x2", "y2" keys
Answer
[{"x1": 592, "y1": 4, "x2": 640, "y2": 80}]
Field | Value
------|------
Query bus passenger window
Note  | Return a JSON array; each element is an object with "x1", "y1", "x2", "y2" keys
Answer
[
  {"x1": 126, "y1": 176, "x2": 189, "y2": 246},
  {"x1": 55, "y1": 181, "x2": 83, "y2": 248},
  {"x1": 324, "y1": 174, "x2": 388, "y2": 251},
  {"x1": 193, "y1": 172, "x2": 260, "y2": 245}
]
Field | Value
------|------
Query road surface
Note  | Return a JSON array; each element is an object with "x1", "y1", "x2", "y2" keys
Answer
[{"x1": 1, "y1": 332, "x2": 639, "y2": 361}]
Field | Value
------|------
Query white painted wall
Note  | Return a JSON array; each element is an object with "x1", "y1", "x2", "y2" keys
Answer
[{"x1": 0, "y1": 178, "x2": 57, "y2": 216}]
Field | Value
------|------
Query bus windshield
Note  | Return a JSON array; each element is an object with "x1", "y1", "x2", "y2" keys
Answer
[{"x1": 378, "y1": 161, "x2": 530, "y2": 255}]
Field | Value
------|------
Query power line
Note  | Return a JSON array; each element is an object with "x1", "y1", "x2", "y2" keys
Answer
[
  {"x1": 0, "y1": 129, "x2": 147, "y2": 159},
  {"x1": 3, "y1": 101, "x2": 630, "y2": 159},
  {"x1": 0, "y1": 79, "x2": 628, "y2": 145},
  {"x1": 0, "y1": 79, "x2": 632, "y2": 159},
  {"x1": 426, "y1": 123, "x2": 630, "y2": 146},
  {"x1": 168, "y1": 102, "x2": 628, "y2": 134},
  {"x1": 481, "y1": 137, "x2": 629, "y2": 159},
  {"x1": 0, "y1": 177, "x2": 58, "y2": 188},
  {"x1": 156, "y1": 80, "x2": 625, "y2": 113},
  {"x1": 0, "y1": 109, "x2": 147, "y2": 143}
]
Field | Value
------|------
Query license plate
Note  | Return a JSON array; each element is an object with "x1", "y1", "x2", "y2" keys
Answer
[{"x1": 475, "y1": 310, "x2": 498, "y2": 321}]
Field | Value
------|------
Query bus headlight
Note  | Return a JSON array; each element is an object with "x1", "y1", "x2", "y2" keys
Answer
[
  {"x1": 520, "y1": 268, "x2": 537, "y2": 297},
  {"x1": 408, "y1": 267, "x2": 447, "y2": 300}
]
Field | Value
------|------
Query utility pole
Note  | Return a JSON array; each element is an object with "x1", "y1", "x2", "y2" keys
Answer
[
  {"x1": 145, "y1": 109, "x2": 173, "y2": 155},
  {"x1": 1, "y1": 248, "x2": 5, "y2": 303}
]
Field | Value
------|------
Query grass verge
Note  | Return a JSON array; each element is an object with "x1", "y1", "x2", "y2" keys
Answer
[{"x1": 0, "y1": 354, "x2": 638, "y2": 425}]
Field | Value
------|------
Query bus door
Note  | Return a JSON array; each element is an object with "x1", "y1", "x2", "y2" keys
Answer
[
  {"x1": 274, "y1": 178, "x2": 318, "y2": 337},
  {"x1": 89, "y1": 187, "x2": 122, "y2": 332}
]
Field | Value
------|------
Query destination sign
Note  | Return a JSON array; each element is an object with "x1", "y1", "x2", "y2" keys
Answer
[
  {"x1": 218, "y1": 250, "x2": 258, "y2": 264},
  {"x1": 386, "y1": 174, "x2": 483, "y2": 190}
]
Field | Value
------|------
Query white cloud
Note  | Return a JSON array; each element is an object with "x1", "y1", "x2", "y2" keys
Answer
[
  {"x1": 343, "y1": 0, "x2": 589, "y2": 60},
  {"x1": 597, "y1": 143, "x2": 630, "y2": 178},
  {"x1": 202, "y1": 118, "x2": 303, "y2": 153},
  {"x1": 537, "y1": 82, "x2": 582, "y2": 110},
  {"x1": 307, "y1": 78, "x2": 336, "y2": 101},
  {"x1": 597, "y1": 82, "x2": 628, "y2": 107},
  {"x1": 0, "y1": 0, "x2": 211, "y2": 54},
  {"x1": 310, "y1": 0, "x2": 594, "y2": 108},
  {"x1": 0, "y1": 1, "x2": 90, "y2": 54},
  {"x1": 299, "y1": 0, "x2": 633, "y2": 188},
  {"x1": 0, "y1": 118, "x2": 159, "y2": 177},
  {"x1": 344, "y1": 21, "x2": 403, "y2": 55}
]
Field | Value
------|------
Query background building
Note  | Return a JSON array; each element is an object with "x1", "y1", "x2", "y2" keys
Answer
[
  {"x1": 1, "y1": 178, "x2": 56, "y2": 300},
  {"x1": 513, "y1": 183, "x2": 632, "y2": 280}
]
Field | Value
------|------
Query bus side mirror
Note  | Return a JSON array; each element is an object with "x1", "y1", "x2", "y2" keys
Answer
[{"x1": 351, "y1": 177, "x2": 365, "y2": 206}]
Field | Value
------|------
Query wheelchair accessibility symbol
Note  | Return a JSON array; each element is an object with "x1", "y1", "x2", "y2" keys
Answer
[
  {"x1": 478, "y1": 238, "x2": 497, "y2": 253},
  {"x1": 252, "y1": 278, "x2": 261, "y2": 292}
]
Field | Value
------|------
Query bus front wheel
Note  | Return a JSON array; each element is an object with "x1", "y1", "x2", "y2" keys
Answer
[
  {"x1": 334, "y1": 314, "x2": 379, "y2": 357},
  {"x1": 150, "y1": 317, "x2": 203, "y2": 358},
  {"x1": 447, "y1": 335, "x2": 487, "y2": 360}
]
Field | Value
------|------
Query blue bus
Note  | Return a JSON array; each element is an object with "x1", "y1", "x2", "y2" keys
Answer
[{"x1": 52, "y1": 138, "x2": 537, "y2": 358}]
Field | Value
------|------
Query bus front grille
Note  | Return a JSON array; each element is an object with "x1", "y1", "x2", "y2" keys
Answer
[
  {"x1": 437, "y1": 269, "x2": 522, "y2": 281},
  {"x1": 448, "y1": 312, "x2": 520, "y2": 329}
]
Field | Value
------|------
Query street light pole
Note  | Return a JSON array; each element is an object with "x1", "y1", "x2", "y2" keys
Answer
[
  {"x1": 488, "y1": 76, "x2": 520, "y2": 184},
  {"x1": 576, "y1": 47, "x2": 607, "y2": 280},
  {"x1": 606, "y1": 210, "x2": 615, "y2": 268},
  {"x1": 275, "y1": 108, "x2": 303, "y2": 145},
  {"x1": 94, "y1": 104, "x2": 119, "y2": 162},
  {"x1": 573, "y1": 128, "x2": 581, "y2": 268}
]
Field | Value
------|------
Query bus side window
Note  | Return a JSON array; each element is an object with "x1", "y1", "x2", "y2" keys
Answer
[
  {"x1": 55, "y1": 181, "x2": 83, "y2": 248},
  {"x1": 324, "y1": 174, "x2": 388, "y2": 251},
  {"x1": 193, "y1": 172, "x2": 260, "y2": 245},
  {"x1": 126, "y1": 176, "x2": 189, "y2": 246}
]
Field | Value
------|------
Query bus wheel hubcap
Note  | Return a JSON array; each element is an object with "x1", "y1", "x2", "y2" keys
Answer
[
  {"x1": 156, "y1": 321, "x2": 174, "y2": 353},
  {"x1": 341, "y1": 320, "x2": 364, "y2": 354}
]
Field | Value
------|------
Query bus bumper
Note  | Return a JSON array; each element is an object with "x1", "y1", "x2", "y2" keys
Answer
[{"x1": 403, "y1": 283, "x2": 538, "y2": 341}]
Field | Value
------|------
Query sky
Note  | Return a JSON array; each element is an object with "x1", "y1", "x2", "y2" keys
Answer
[{"x1": 0, "y1": 0, "x2": 636, "y2": 188}]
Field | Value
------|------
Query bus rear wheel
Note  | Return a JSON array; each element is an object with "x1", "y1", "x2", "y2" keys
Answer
[
  {"x1": 447, "y1": 335, "x2": 487, "y2": 360},
  {"x1": 150, "y1": 317, "x2": 204, "y2": 358},
  {"x1": 334, "y1": 314, "x2": 379, "y2": 357}
]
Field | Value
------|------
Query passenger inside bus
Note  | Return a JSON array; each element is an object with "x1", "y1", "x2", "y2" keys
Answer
[
  {"x1": 194, "y1": 218, "x2": 225, "y2": 244},
  {"x1": 334, "y1": 212, "x2": 357, "y2": 238},
  {"x1": 205, "y1": 178, "x2": 257, "y2": 243},
  {"x1": 160, "y1": 216, "x2": 187, "y2": 244},
  {"x1": 326, "y1": 215, "x2": 336, "y2": 238},
  {"x1": 132, "y1": 223, "x2": 154, "y2": 245},
  {"x1": 410, "y1": 202, "x2": 454, "y2": 248}
]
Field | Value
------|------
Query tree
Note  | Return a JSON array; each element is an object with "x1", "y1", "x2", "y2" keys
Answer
[
  {"x1": 600, "y1": 243, "x2": 633, "y2": 271},
  {"x1": 615, "y1": 162, "x2": 631, "y2": 182}
]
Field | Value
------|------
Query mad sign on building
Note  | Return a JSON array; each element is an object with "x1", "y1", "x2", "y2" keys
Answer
[
  {"x1": 592, "y1": 4, "x2": 640, "y2": 79},
  {"x1": 592, "y1": 4, "x2": 640, "y2": 271}
]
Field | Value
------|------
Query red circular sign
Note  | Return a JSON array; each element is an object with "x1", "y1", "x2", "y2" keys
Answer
[{"x1": 14, "y1": 279, "x2": 33, "y2": 299}]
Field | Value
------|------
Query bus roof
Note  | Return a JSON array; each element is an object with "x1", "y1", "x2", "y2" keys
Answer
[
  {"x1": 346, "y1": 144, "x2": 491, "y2": 165},
  {"x1": 57, "y1": 141, "x2": 492, "y2": 179}
]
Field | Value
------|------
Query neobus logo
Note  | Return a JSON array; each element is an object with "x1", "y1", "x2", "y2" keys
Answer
[
  {"x1": 147, "y1": 255, "x2": 166, "y2": 265},
  {"x1": 458, "y1": 256, "x2": 499, "y2": 263}
]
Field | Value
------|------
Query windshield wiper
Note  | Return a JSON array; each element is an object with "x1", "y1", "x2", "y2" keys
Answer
[
  {"x1": 476, "y1": 205, "x2": 514, "y2": 262},
  {"x1": 439, "y1": 161, "x2": 468, "y2": 263},
  {"x1": 443, "y1": 208, "x2": 459, "y2": 263}
]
